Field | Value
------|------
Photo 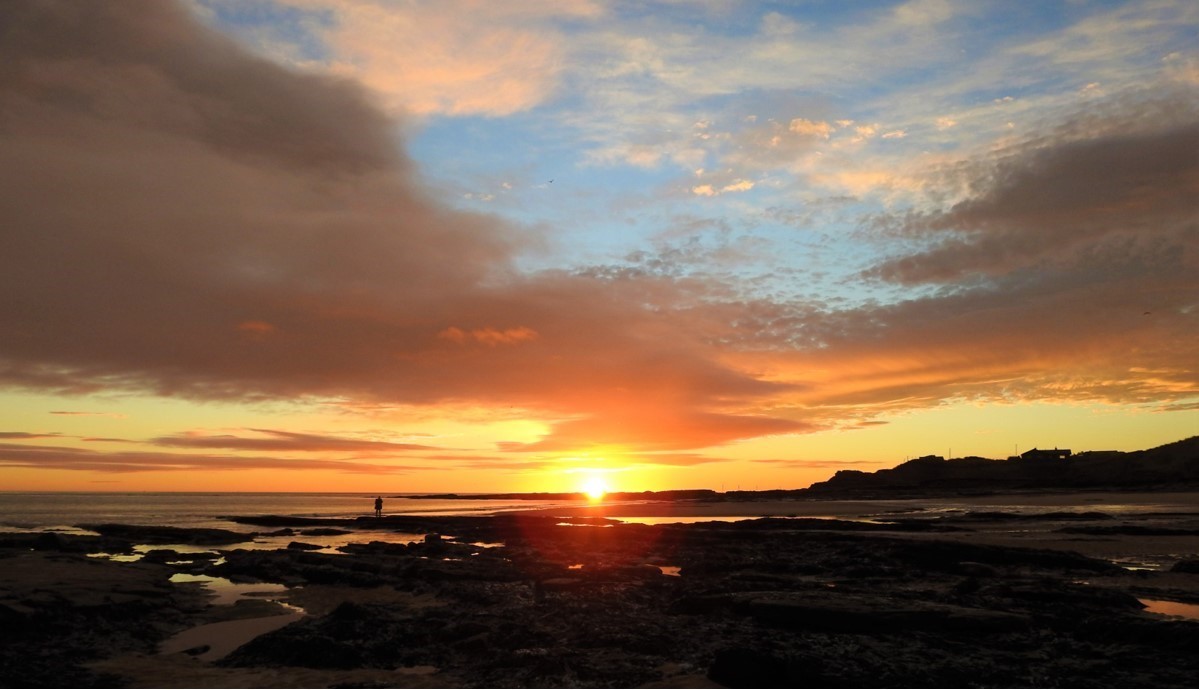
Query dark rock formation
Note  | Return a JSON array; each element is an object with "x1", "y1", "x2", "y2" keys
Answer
[
  {"x1": 77, "y1": 523, "x2": 253, "y2": 546},
  {"x1": 5, "y1": 512, "x2": 1198, "y2": 688},
  {"x1": 286, "y1": 541, "x2": 323, "y2": 551},
  {"x1": 1172, "y1": 559, "x2": 1199, "y2": 574},
  {"x1": 0, "y1": 551, "x2": 210, "y2": 687},
  {"x1": 806, "y1": 436, "x2": 1199, "y2": 497},
  {"x1": 0, "y1": 531, "x2": 134, "y2": 554}
]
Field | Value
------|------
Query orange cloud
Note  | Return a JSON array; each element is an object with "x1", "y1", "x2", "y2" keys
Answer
[
  {"x1": 0, "y1": 441, "x2": 426, "y2": 474},
  {"x1": 500, "y1": 408, "x2": 811, "y2": 453},
  {"x1": 237, "y1": 321, "x2": 278, "y2": 339},
  {"x1": 438, "y1": 326, "x2": 539, "y2": 346},
  {"x1": 152, "y1": 428, "x2": 443, "y2": 453}
]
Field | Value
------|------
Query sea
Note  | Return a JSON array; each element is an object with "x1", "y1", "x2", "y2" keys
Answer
[
  {"x1": 0, "y1": 491, "x2": 609, "y2": 556},
  {"x1": 0, "y1": 491, "x2": 590, "y2": 533},
  {"x1": 4, "y1": 489, "x2": 1198, "y2": 536}
]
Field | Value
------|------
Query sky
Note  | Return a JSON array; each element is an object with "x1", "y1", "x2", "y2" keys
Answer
[{"x1": 0, "y1": 0, "x2": 1196, "y2": 494}]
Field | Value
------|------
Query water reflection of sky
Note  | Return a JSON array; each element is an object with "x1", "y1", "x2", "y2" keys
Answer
[
  {"x1": 169, "y1": 572, "x2": 292, "y2": 608},
  {"x1": 613, "y1": 515, "x2": 887, "y2": 525},
  {"x1": 86, "y1": 529, "x2": 431, "y2": 562},
  {"x1": 1139, "y1": 599, "x2": 1199, "y2": 620},
  {"x1": 247, "y1": 530, "x2": 428, "y2": 554}
]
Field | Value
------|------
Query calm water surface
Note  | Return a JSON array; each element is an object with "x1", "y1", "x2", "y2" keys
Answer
[
  {"x1": 0, "y1": 491, "x2": 590, "y2": 532},
  {"x1": 2, "y1": 490, "x2": 1197, "y2": 533}
]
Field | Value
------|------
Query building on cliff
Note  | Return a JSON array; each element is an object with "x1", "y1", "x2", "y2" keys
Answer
[{"x1": 1020, "y1": 447, "x2": 1072, "y2": 461}]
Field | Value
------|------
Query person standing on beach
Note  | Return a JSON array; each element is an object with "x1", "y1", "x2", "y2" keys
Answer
[{"x1": 374, "y1": 496, "x2": 383, "y2": 517}]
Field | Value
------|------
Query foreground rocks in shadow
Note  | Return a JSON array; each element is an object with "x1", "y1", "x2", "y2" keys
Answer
[
  {"x1": 0, "y1": 550, "x2": 211, "y2": 687},
  {"x1": 4, "y1": 514, "x2": 1198, "y2": 688},
  {"x1": 214, "y1": 520, "x2": 1196, "y2": 688},
  {"x1": 77, "y1": 524, "x2": 254, "y2": 546}
]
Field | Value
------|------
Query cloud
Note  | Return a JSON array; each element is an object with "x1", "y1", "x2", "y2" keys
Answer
[
  {"x1": 0, "y1": 1, "x2": 796, "y2": 454},
  {"x1": 0, "y1": 441, "x2": 425, "y2": 474},
  {"x1": 152, "y1": 428, "x2": 443, "y2": 453},
  {"x1": 3, "y1": 1, "x2": 1194, "y2": 470},
  {"x1": 500, "y1": 409, "x2": 811, "y2": 453},
  {"x1": 438, "y1": 326, "x2": 539, "y2": 347},
  {"x1": 721, "y1": 180, "x2": 755, "y2": 193},
  {"x1": 753, "y1": 99, "x2": 1199, "y2": 412},
  {"x1": 277, "y1": 0, "x2": 603, "y2": 116},
  {"x1": 625, "y1": 453, "x2": 732, "y2": 467},
  {"x1": 788, "y1": 118, "x2": 834, "y2": 139},
  {"x1": 869, "y1": 104, "x2": 1199, "y2": 284},
  {"x1": 752, "y1": 458, "x2": 884, "y2": 469},
  {"x1": 49, "y1": 411, "x2": 127, "y2": 418}
]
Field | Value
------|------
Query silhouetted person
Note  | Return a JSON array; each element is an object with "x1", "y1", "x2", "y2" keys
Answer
[{"x1": 374, "y1": 496, "x2": 383, "y2": 518}]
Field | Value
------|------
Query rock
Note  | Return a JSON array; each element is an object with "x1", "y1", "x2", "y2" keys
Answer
[
  {"x1": 140, "y1": 549, "x2": 218, "y2": 564},
  {"x1": 743, "y1": 592, "x2": 1031, "y2": 633},
  {"x1": 708, "y1": 648, "x2": 825, "y2": 688},
  {"x1": 33, "y1": 533, "x2": 64, "y2": 551},
  {"x1": 0, "y1": 532, "x2": 134, "y2": 554},
  {"x1": 77, "y1": 524, "x2": 253, "y2": 546},
  {"x1": 957, "y1": 561, "x2": 999, "y2": 577},
  {"x1": 1171, "y1": 559, "x2": 1199, "y2": 574},
  {"x1": 286, "y1": 541, "x2": 323, "y2": 551},
  {"x1": 181, "y1": 644, "x2": 211, "y2": 656},
  {"x1": 223, "y1": 632, "x2": 363, "y2": 669}
]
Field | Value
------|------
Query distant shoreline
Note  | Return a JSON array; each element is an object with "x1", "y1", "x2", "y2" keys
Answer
[{"x1": 400, "y1": 484, "x2": 1199, "y2": 504}]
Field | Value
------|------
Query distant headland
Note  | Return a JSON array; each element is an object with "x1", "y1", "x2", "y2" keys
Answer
[
  {"x1": 803, "y1": 435, "x2": 1199, "y2": 498},
  {"x1": 405, "y1": 436, "x2": 1199, "y2": 502}
]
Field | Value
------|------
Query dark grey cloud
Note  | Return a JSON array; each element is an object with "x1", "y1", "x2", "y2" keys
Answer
[
  {"x1": 0, "y1": 1, "x2": 797, "y2": 452},
  {"x1": 868, "y1": 104, "x2": 1198, "y2": 285}
]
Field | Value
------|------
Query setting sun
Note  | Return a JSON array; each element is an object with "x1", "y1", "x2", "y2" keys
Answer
[{"x1": 581, "y1": 476, "x2": 608, "y2": 502}]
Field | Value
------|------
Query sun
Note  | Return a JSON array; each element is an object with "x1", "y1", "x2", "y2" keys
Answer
[{"x1": 581, "y1": 476, "x2": 608, "y2": 502}]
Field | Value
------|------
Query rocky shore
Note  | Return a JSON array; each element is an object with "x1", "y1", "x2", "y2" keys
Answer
[{"x1": 3, "y1": 507, "x2": 1199, "y2": 687}]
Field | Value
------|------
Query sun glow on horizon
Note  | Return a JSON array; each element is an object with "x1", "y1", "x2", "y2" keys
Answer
[{"x1": 581, "y1": 476, "x2": 609, "y2": 502}]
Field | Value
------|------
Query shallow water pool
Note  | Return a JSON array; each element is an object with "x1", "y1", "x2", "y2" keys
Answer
[{"x1": 1140, "y1": 598, "x2": 1199, "y2": 620}]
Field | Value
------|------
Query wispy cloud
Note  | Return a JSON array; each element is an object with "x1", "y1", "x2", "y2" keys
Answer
[
  {"x1": 152, "y1": 428, "x2": 445, "y2": 453},
  {"x1": 0, "y1": 442, "x2": 426, "y2": 474}
]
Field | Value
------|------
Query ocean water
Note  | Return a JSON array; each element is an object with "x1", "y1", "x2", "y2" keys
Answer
[
  {"x1": 0, "y1": 491, "x2": 592, "y2": 533},
  {"x1": 2, "y1": 490, "x2": 1197, "y2": 534}
]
